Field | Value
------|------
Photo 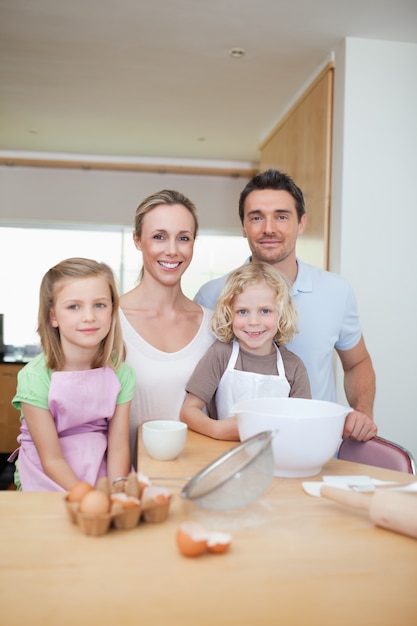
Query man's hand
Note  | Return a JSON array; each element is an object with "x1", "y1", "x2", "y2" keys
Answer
[{"x1": 342, "y1": 410, "x2": 377, "y2": 441}]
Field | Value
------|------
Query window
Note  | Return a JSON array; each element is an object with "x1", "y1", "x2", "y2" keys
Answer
[{"x1": 0, "y1": 226, "x2": 249, "y2": 347}]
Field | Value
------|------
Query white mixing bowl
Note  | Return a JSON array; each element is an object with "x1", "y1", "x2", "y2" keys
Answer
[{"x1": 235, "y1": 397, "x2": 351, "y2": 478}]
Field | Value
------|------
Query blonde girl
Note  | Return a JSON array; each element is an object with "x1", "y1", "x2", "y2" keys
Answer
[
  {"x1": 181, "y1": 263, "x2": 311, "y2": 440},
  {"x1": 10, "y1": 258, "x2": 135, "y2": 491}
]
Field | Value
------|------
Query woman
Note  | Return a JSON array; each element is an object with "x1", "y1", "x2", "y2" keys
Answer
[{"x1": 119, "y1": 190, "x2": 215, "y2": 465}]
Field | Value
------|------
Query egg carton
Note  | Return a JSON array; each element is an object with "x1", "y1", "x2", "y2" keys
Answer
[{"x1": 65, "y1": 473, "x2": 172, "y2": 536}]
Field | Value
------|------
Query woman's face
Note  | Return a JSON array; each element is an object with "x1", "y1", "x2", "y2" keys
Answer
[{"x1": 134, "y1": 203, "x2": 196, "y2": 284}]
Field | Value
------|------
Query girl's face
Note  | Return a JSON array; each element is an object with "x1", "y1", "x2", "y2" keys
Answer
[
  {"x1": 50, "y1": 275, "x2": 113, "y2": 357},
  {"x1": 134, "y1": 203, "x2": 195, "y2": 285},
  {"x1": 231, "y1": 281, "x2": 278, "y2": 355}
]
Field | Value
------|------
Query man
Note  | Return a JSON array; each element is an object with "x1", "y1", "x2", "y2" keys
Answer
[{"x1": 195, "y1": 169, "x2": 376, "y2": 441}]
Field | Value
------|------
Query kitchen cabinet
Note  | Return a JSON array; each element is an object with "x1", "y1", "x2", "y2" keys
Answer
[
  {"x1": 259, "y1": 62, "x2": 333, "y2": 270},
  {"x1": 0, "y1": 363, "x2": 23, "y2": 452}
]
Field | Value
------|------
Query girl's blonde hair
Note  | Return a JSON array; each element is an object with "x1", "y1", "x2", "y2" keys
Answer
[
  {"x1": 212, "y1": 263, "x2": 298, "y2": 345},
  {"x1": 38, "y1": 257, "x2": 126, "y2": 371}
]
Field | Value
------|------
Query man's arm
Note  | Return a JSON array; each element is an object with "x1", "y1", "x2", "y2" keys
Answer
[{"x1": 336, "y1": 335, "x2": 377, "y2": 441}]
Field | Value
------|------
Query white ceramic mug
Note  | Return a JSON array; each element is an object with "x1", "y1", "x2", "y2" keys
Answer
[{"x1": 142, "y1": 420, "x2": 188, "y2": 461}]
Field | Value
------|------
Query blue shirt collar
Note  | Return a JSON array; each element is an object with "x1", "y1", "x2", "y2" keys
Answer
[{"x1": 292, "y1": 259, "x2": 312, "y2": 295}]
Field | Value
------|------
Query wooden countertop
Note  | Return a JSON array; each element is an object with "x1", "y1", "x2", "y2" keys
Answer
[{"x1": 1, "y1": 429, "x2": 416, "y2": 626}]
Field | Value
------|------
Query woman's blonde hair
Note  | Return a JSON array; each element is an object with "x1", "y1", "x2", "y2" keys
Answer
[
  {"x1": 212, "y1": 262, "x2": 298, "y2": 345},
  {"x1": 134, "y1": 189, "x2": 199, "y2": 239},
  {"x1": 38, "y1": 257, "x2": 126, "y2": 371}
]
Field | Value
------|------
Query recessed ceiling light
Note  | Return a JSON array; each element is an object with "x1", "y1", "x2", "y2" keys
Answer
[{"x1": 229, "y1": 48, "x2": 245, "y2": 58}]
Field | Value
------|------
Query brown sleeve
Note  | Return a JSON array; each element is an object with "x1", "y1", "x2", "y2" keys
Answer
[
  {"x1": 280, "y1": 346, "x2": 312, "y2": 399},
  {"x1": 185, "y1": 341, "x2": 233, "y2": 416}
]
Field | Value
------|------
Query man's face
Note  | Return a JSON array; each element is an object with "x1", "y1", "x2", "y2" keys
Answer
[{"x1": 241, "y1": 189, "x2": 306, "y2": 266}]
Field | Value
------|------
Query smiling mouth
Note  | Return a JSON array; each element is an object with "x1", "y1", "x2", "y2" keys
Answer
[
  {"x1": 245, "y1": 330, "x2": 265, "y2": 337},
  {"x1": 158, "y1": 261, "x2": 181, "y2": 269}
]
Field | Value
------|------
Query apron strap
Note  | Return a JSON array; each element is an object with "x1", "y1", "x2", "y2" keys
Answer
[
  {"x1": 226, "y1": 340, "x2": 240, "y2": 370},
  {"x1": 276, "y1": 345, "x2": 286, "y2": 377}
]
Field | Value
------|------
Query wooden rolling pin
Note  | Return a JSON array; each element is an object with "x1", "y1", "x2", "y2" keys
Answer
[{"x1": 320, "y1": 485, "x2": 417, "y2": 540}]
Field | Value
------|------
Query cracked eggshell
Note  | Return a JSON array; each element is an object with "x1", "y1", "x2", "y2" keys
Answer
[
  {"x1": 207, "y1": 531, "x2": 232, "y2": 554},
  {"x1": 176, "y1": 521, "x2": 209, "y2": 557}
]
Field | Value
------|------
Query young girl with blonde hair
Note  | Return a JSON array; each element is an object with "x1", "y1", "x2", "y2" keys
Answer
[
  {"x1": 181, "y1": 262, "x2": 311, "y2": 440},
  {"x1": 10, "y1": 258, "x2": 135, "y2": 491}
]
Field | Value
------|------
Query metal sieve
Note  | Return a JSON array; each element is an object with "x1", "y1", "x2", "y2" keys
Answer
[{"x1": 180, "y1": 431, "x2": 275, "y2": 511}]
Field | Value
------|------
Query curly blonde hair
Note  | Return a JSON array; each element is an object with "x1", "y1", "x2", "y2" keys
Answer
[
  {"x1": 212, "y1": 263, "x2": 298, "y2": 345},
  {"x1": 38, "y1": 257, "x2": 126, "y2": 371}
]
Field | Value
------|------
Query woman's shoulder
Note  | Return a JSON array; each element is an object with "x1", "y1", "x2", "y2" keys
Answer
[
  {"x1": 194, "y1": 305, "x2": 215, "y2": 341},
  {"x1": 198, "y1": 303, "x2": 212, "y2": 322},
  {"x1": 119, "y1": 289, "x2": 149, "y2": 326},
  {"x1": 119, "y1": 286, "x2": 139, "y2": 307},
  {"x1": 200, "y1": 304, "x2": 214, "y2": 317}
]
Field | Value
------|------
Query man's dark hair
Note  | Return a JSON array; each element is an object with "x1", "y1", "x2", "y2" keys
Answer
[{"x1": 238, "y1": 168, "x2": 306, "y2": 224}]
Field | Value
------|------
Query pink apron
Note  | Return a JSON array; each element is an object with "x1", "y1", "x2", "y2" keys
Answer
[{"x1": 14, "y1": 367, "x2": 121, "y2": 492}]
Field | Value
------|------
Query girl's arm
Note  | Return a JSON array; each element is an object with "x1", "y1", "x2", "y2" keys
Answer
[
  {"x1": 21, "y1": 402, "x2": 80, "y2": 490},
  {"x1": 180, "y1": 393, "x2": 239, "y2": 441},
  {"x1": 106, "y1": 401, "x2": 132, "y2": 483}
]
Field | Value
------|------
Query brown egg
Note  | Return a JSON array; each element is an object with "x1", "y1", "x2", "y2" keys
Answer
[
  {"x1": 67, "y1": 481, "x2": 94, "y2": 503},
  {"x1": 176, "y1": 521, "x2": 208, "y2": 557},
  {"x1": 207, "y1": 531, "x2": 232, "y2": 554},
  {"x1": 79, "y1": 489, "x2": 111, "y2": 515}
]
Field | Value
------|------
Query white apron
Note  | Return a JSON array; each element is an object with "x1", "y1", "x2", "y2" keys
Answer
[{"x1": 215, "y1": 340, "x2": 291, "y2": 420}]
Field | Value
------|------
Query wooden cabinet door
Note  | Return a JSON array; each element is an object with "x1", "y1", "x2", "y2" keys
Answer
[
  {"x1": 0, "y1": 364, "x2": 23, "y2": 452},
  {"x1": 259, "y1": 63, "x2": 334, "y2": 270}
]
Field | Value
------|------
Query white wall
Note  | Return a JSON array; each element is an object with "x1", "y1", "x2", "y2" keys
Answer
[
  {"x1": 331, "y1": 38, "x2": 417, "y2": 461},
  {"x1": 0, "y1": 166, "x2": 249, "y2": 232}
]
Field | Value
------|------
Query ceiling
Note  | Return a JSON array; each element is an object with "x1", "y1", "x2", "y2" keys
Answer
[{"x1": 1, "y1": 0, "x2": 417, "y2": 166}]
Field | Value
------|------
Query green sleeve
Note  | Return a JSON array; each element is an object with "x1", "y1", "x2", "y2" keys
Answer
[
  {"x1": 12, "y1": 353, "x2": 52, "y2": 415},
  {"x1": 115, "y1": 362, "x2": 136, "y2": 405}
]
